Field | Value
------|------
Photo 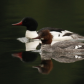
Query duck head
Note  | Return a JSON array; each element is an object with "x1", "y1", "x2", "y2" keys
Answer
[
  {"x1": 33, "y1": 30, "x2": 53, "y2": 44},
  {"x1": 12, "y1": 17, "x2": 38, "y2": 31}
]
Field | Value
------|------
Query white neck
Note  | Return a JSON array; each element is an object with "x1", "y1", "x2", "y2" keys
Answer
[{"x1": 25, "y1": 30, "x2": 38, "y2": 38}]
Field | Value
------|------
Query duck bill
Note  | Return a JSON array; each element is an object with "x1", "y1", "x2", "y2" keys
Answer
[
  {"x1": 12, "y1": 21, "x2": 22, "y2": 26},
  {"x1": 32, "y1": 66, "x2": 40, "y2": 69}
]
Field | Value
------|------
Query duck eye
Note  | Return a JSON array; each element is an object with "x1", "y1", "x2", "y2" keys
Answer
[
  {"x1": 40, "y1": 64, "x2": 44, "y2": 67},
  {"x1": 41, "y1": 38, "x2": 44, "y2": 40}
]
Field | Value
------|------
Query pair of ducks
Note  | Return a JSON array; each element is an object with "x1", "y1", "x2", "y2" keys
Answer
[{"x1": 12, "y1": 17, "x2": 84, "y2": 54}]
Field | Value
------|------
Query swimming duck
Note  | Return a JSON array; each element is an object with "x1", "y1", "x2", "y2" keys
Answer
[
  {"x1": 12, "y1": 17, "x2": 84, "y2": 41},
  {"x1": 33, "y1": 29, "x2": 84, "y2": 54}
]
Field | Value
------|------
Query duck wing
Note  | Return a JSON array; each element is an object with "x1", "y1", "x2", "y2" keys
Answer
[{"x1": 37, "y1": 27, "x2": 64, "y2": 34}]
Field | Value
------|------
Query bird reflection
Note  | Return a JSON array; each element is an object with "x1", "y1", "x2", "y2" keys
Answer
[
  {"x1": 12, "y1": 50, "x2": 53, "y2": 74},
  {"x1": 17, "y1": 37, "x2": 41, "y2": 51},
  {"x1": 33, "y1": 51, "x2": 84, "y2": 74},
  {"x1": 52, "y1": 52, "x2": 84, "y2": 63},
  {"x1": 12, "y1": 51, "x2": 38, "y2": 62},
  {"x1": 33, "y1": 60, "x2": 53, "y2": 74},
  {"x1": 33, "y1": 52, "x2": 53, "y2": 74},
  {"x1": 12, "y1": 38, "x2": 84, "y2": 74}
]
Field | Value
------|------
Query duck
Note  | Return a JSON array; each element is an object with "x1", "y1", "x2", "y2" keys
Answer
[
  {"x1": 12, "y1": 17, "x2": 84, "y2": 42},
  {"x1": 33, "y1": 29, "x2": 84, "y2": 55}
]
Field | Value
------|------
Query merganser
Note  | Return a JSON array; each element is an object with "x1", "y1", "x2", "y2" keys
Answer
[
  {"x1": 12, "y1": 17, "x2": 84, "y2": 42},
  {"x1": 33, "y1": 30, "x2": 84, "y2": 54}
]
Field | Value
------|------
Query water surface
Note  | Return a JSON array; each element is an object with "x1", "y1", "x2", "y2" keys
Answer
[{"x1": 0, "y1": 0, "x2": 84, "y2": 84}]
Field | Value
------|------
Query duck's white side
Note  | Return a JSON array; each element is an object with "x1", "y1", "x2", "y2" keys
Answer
[
  {"x1": 50, "y1": 30, "x2": 73, "y2": 41},
  {"x1": 26, "y1": 29, "x2": 84, "y2": 41},
  {"x1": 25, "y1": 30, "x2": 74, "y2": 41}
]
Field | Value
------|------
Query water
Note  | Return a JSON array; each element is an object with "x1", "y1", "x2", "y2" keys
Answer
[{"x1": 1, "y1": 0, "x2": 84, "y2": 84}]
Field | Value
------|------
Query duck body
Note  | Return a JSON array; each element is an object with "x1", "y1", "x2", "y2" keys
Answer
[
  {"x1": 26, "y1": 27, "x2": 83, "y2": 41},
  {"x1": 12, "y1": 17, "x2": 84, "y2": 42}
]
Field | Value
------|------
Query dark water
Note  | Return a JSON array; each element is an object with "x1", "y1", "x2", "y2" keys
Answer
[{"x1": 1, "y1": 0, "x2": 84, "y2": 84}]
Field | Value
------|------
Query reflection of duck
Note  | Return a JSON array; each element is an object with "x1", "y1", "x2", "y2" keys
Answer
[
  {"x1": 33, "y1": 60, "x2": 53, "y2": 74},
  {"x1": 32, "y1": 51, "x2": 84, "y2": 74},
  {"x1": 40, "y1": 52, "x2": 84, "y2": 64},
  {"x1": 25, "y1": 41, "x2": 41, "y2": 51},
  {"x1": 12, "y1": 51, "x2": 38, "y2": 62},
  {"x1": 33, "y1": 52, "x2": 53, "y2": 74},
  {"x1": 33, "y1": 30, "x2": 84, "y2": 55},
  {"x1": 52, "y1": 52, "x2": 84, "y2": 63},
  {"x1": 12, "y1": 17, "x2": 84, "y2": 42}
]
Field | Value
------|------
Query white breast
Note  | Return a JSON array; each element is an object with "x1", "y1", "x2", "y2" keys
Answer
[
  {"x1": 25, "y1": 30, "x2": 38, "y2": 38},
  {"x1": 25, "y1": 30, "x2": 74, "y2": 41}
]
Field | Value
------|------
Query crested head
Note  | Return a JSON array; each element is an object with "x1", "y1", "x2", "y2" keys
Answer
[
  {"x1": 34, "y1": 30, "x2": 53, "y2": 44},
  {"x1": 12, "y1": 17, "x2": 38, "y2": 31}
]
